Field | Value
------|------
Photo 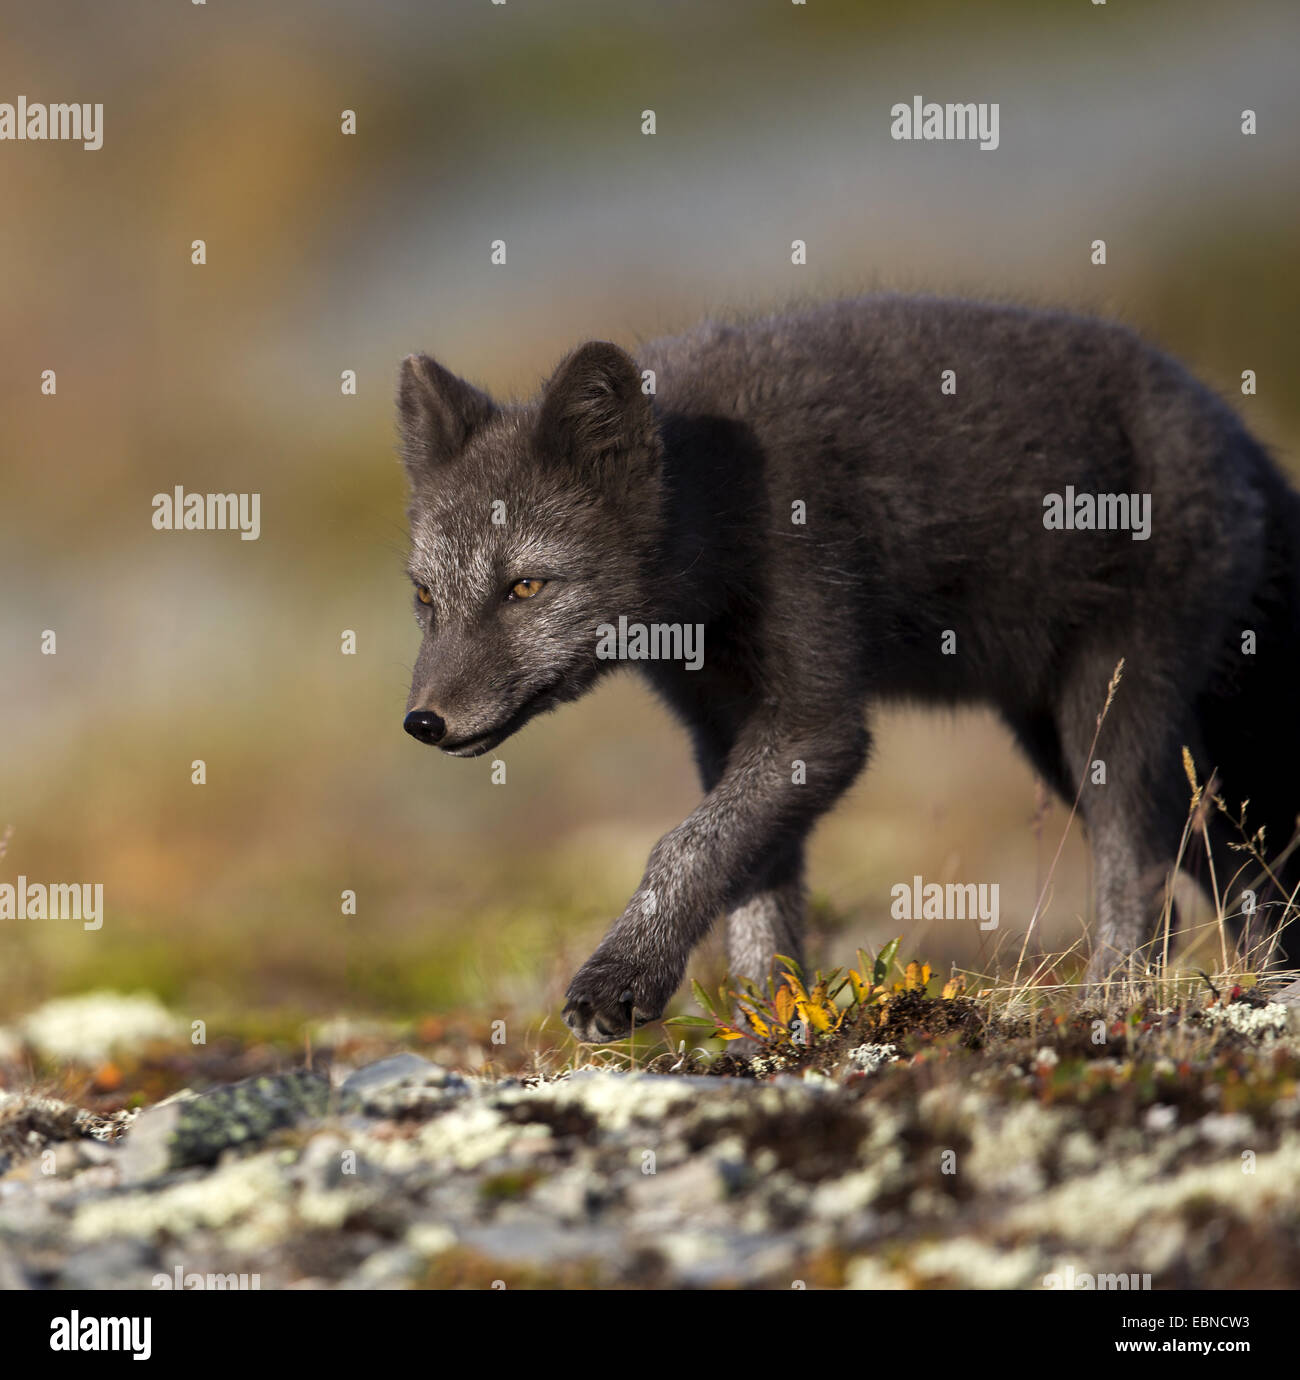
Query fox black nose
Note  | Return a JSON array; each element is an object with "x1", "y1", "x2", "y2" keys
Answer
[{"x1": 404, "y1": 709, "x2": 446, "y2": 745}]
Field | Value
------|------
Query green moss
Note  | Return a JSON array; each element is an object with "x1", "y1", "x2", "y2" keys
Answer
[{"x1": 478, "y1": 1168, "x2": 544, "y2": 1202}]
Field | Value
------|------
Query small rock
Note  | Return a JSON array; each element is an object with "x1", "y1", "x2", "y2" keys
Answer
[
  {"x1": 339, "y1": 1054, "x2": 469, "y2": 1117},
  {"x1": 116, "y1": 1102, "x2": 183, "y2": 1183},
  {"x1": 339, "y1": 1053, "x2": 439, "y2": 1097},
  {"x1": 58, "y1": 1239, "x2": 154, "y2": 1291},
  {"x1": 1270, "y1": 977, "x2": 1300, "y2": 1007},
  {"x1": 120, "y1": 1070, "x2": 331, "y2": 1178}
]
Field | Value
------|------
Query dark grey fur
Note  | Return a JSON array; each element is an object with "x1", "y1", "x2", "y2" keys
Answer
[{"x1": 397, "y1": 295, "x2": 1300, "y2": 1041}]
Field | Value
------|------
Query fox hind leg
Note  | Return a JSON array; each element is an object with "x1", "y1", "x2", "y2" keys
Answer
[
  {"x1": 725, "y1": 844, "x2": 806, "y2": 986},
  {"x1": 1052, "y1": 651, "x2": 1195, "y2": 985}
]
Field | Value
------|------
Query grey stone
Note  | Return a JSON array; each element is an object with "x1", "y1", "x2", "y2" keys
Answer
[
  {"x1": 119, "y1": 1070, "x2": 331, "y2": 1178},
  {"x1": 1271, "y1": 977, "x2": 1300, "y2": 1008},
  {"x1": 58, "y1": 1238, "x2": 155, "y2": 1290},
  {"x1": 339, "y1": 1053, "x2": 439, "y2": 1096},
  {"x1": 458, "y1": 1220, "x2": 623, "y2": 1265},
  {"x1": 338, "y1": 1055, "x2": 470, "y2": 1117},
  {"x1": 116, "y1": 1102, "x2": 182, "y2": 1182}
]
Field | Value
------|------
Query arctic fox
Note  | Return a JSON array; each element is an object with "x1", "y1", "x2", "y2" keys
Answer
[{"x1": 398, "y1": 296, "x2": 1300, "y2": 1041}]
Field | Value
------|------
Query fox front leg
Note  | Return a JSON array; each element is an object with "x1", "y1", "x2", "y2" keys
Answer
[{"x1": 562, "y1": 720, "x2": 868, "y2": 1042}]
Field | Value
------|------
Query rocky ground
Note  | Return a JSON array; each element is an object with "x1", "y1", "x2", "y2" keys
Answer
[{"x1": 2, "y1": 989, "x2": 1300, "y2": 1288}]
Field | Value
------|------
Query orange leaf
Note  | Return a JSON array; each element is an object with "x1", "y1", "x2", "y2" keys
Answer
[
  {"x1": 774, "y1": 984, "x2": 796, "y2": 1026},
  {"x1": 736, "y1": 1002, "x2": 771, "y2": 1039}
]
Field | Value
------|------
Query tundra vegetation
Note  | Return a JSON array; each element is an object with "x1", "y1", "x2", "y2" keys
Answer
[
  {"x1": 2, "y1": 700, "x2": 1298, "y2": 1289},
  {"x1": 1, "y1": 867, "x2": 1296, "y2": 1288}
]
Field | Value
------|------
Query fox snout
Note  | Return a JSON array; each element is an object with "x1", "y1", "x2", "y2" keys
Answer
[{"x1": 403, "y1": 709, "x2": 446, "y2": 746}]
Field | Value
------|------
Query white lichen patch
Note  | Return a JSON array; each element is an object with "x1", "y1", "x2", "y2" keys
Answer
[
  {"x1": 860, "y1": 1101, "x2": 906, "y2": 1156},
  {"x1": 1057, "y1": 1129, "x2": 1104, "y2": 1175},
  {"x1": 845, "y1": 1043, "x2": 898, "y2": 1074},
  {"x1": 748, "y1": 1053, "x2": 794, "y2": 1076},
  {"x1": 406, "y1": 1221, "x2": 457, "y2": 1257},
  {"x1": 808, "y1": 1150, "x2": 905, "y2": 1219},
  {"x1": 525, "y1": 1071, "x2": 703, "y2": 1134},
  {"x1": 296, "y1": 1177, "x2": 386, "y2": 1231},
  {"x1": 1195, "y1": 1112, "x2": 1255, "y2": 1148},
  {"x1": 1200, "y1": 1001, "x2": 1290, "y2": 1040},
  {"x1": 414, "y1": 1102, "x2": 552, "y2": 1171},
  {"x1": 18, "y1": 992, "x2": 182, "y2": 1063},
  {"x1": 651, "y1": 1227, "x2": 731, "y2": 1273},
  {"x1": 844, "y1": 1254, "x2": 909, "y2": 1289},
  {"x1": 965, "y1": 1100, "x2": 1071, "y2": 1196},
  {"x1": 72, "y1": 1152, "x2": 291, "y2": 1248},
  {"x1": 907, "y1": 1236, "x2": 1044, "y2": 1289},
  {"x1": 1144, "y1": 1103, "x2": 1179, "y2": 1134},
  {"x1": 1005, "y1": 1132, "x2": 1300, "y2": 1247}
]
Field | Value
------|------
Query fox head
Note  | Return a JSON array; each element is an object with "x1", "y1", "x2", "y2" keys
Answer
[{"x1": 398, "y1": 341, "x2": 665, "y2": 756}]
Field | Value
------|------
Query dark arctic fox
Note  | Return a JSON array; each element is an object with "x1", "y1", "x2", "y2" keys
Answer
[{"x1": 397, "y1": 296, "x2": 1300, "y2": 1041}]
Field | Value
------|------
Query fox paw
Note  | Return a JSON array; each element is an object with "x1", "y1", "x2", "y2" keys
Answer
[{"x1": 562, "y1": 949, "x2": 675, "y2": 1043}]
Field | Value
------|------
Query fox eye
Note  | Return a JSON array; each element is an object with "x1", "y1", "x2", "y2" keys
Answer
[
  {"x1": 509, "y1": 578, "x2": 547, "y2": 601},
  {"x1": 416, "y1": 585, "x2": 433, "y2": 605}
]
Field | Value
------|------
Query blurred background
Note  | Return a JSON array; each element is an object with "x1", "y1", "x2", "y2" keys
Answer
[{"x1": 2, "y1": 0, "x2": 1298, "y2": 1036}]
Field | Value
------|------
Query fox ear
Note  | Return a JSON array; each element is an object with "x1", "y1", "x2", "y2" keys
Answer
[
  {"x1": 397, "y1": 353, "x2": 497, "y2": 479},
  {"x1": 536, "y1": 341, "x2": 656, "y2": 474}
]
